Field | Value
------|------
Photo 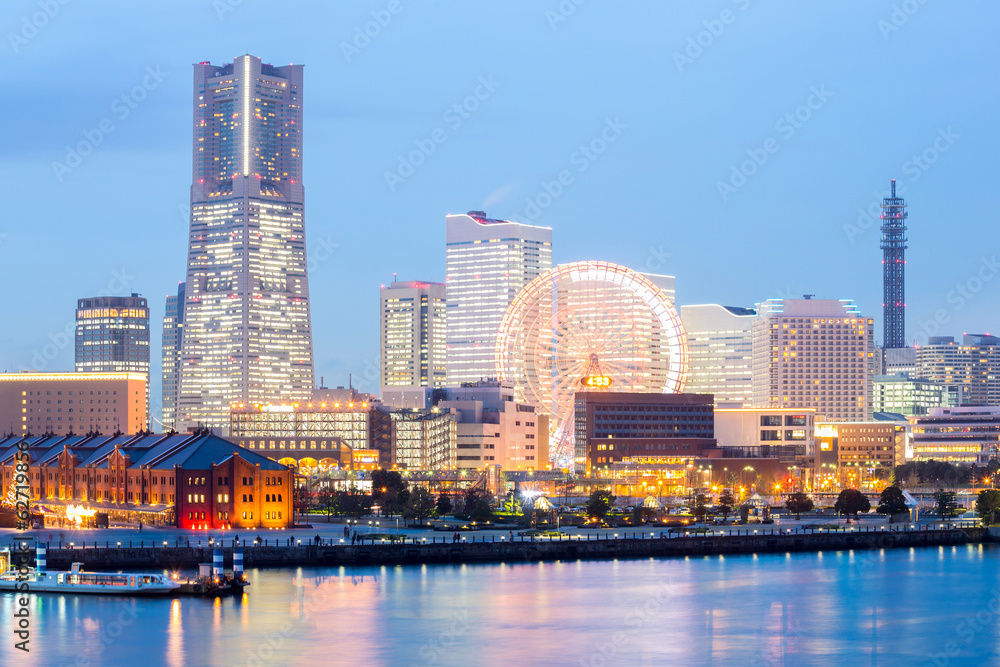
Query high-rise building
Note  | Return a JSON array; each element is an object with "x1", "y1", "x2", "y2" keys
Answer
[
  {"x1": 915, "y1": 335, "x2": 1000, "y2": 406},
  {"x1": 178, "y1": 55, "x2": 314, "y2": 432},
  {"x1": 445, "y1": 211, "x2": 551, "y2": 384},
  {"x1": 752, "y1": 297, "x2": 874, "y2": 422},
  {"x1": 75, "y1": 294, "x2": 150, "y2": 426},
  {"x1": 379, "y1": 281, "x2": 446, "y2": 389},
  {"x1": 75, "y1": 294, "x2": 150, "y2": 375},
  {"x1": 680, "y1": 304, "x2": 755, "y2": 407},
  {"x1": 880, "y1": 179, "x2": 908, "y2": 348},
  {"x1": 161, "y1": 282, "x2": 186, "y2": 432}
]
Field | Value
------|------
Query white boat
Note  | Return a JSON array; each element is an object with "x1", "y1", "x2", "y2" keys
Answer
[{"x1": 0, "y1": 546, "x2": 178, "y2": 596}]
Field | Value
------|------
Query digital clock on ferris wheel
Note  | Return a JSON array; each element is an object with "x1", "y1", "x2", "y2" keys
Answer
[{"x1": 580, "y1": 375, "x2": 612, "y2": 388}]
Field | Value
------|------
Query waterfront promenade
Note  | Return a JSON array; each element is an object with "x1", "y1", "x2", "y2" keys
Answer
[{"x1": 4, "y1": 523, "x2": 985, "y2": 570}]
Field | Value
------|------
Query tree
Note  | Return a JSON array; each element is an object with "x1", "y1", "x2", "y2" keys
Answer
[
  {"x1": 976, "y1": 490, "x2": 1000, "y2": 525},
  {"x1": 692, "y1": 493, "x2": 709, "y2": 522},
  {"x1": 371, "y1": 470, "x2": 408, "y2": 517},
  {"x1": 717, "y1": 489, "x2": 736, "y2": 520},
  {"x1": 834, "y1": 489, "x2": 870, "y2": 523},
  {"x1": 316, "y1": 488, "x2": 338, "y2": 519},
  {"x1": 934, "y1": 489, "x2": 958, "y2": 522},
  {"x1": 340, "y1": 488, "x2": 373, "y2": 520},
  {"x1": 586, "y1": 489, "x2": 616, "y2": 521},
  {"x1": 876, "y1": 486, "x2": 909, "y2": 523},
  {"x1": 785, "y1": 492, "x2": 815, "y2": 519},
  {"x1": 403, "y1": 487, "x2": 436, "y2": 524},
  {"x1": 469, "y1": 498, "x2": 494, "y2": 523},
  {"x1": 435, "y1": 494, "x2": 453, "y2": 517}
]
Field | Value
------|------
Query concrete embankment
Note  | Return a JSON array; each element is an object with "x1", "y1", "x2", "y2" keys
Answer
[{"x1": 37, "y1": 527, "x2": 985, "y2": 570}]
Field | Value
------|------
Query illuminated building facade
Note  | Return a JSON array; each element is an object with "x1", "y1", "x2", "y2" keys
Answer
[
  {"x1": 380, "y1": 280, "x2": 447, "y2": 389},
  {"x1": 0, "y1": 432, "x2": 292, "y2": 529},
  {"x1": 178, "y1": 55, "x2": 314, "y2": 432},
  {"x1": 574, "y1": 392, "x2": 716, "y2": 475},
  {"x1": 910, "y1": 406, "x2": 1000, "y2": 464},
  {"x1": 680, "y1": 304, "x2": 755, "y2": 407},
  {"x1": 390, "y1": 409, "x2": 457, "y2": 470},
  {"x1": 872, "y1": 374, "x2": 949, "y2": 416},
  {"x1": 835, "y1": 422, "x2": 906, "y2": 487},
  {"x1": 0, "y1": 372, "x2": 147, "y2": 436},
  {"x1": 752, "y1": 297, "x2": 874, "y2": 422},
  {"x1": 161, "y1": 282, "x2": 186, "y2": 432},
  {"x1": 915, "y1": 335, "x2": 1000, "y2": 406},
  {"x1": 445, "y1": 211, "x2": 551, "y2": 385},
  {"x1": 75, "y1": 294, "x2": 150, "y2": 426},
  {"x1": 714, "y1": 408, "x2": 815, "y2": 459}
]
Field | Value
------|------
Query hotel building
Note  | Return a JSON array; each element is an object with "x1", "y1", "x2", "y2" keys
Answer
[
  {"x1": 0, "y1": 432, "x2": 293, "y2": 529},
  {"x1": 752, "y1": 297, "x2": 874, "y2": 422},
  {"x1": 161, "y1": 282, "x2": 186, "y2": 432},
  {"x1": 380, "y1": 280, "x2": 447, "y2": 389},
  {"x1": 0, "y1": 372, "x2": 147, "y2": 436},
  {"x1": 178, "y1": 55, "x2": 315, "y2": 432},
  {"x1": 680, "y1": 304, "x2": 755, "y2": 407},
  {"x1": 445, "y1": 211, "x2": 551, "y2": 384}
]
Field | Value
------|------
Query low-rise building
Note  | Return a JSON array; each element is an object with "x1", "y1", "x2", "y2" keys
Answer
[
  {"x1": 910, "y1": 407, "x2": 1000, "y2": 464},
  {"x1": 0, "y1": 372, "x2": 148, "y2": 437},
  {"x1": 0, "y1": 432, "x2": 293, "y2": 529}
]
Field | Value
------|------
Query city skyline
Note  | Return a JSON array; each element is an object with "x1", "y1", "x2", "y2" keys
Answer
[{"x1": 2, "y1": 2, "x2": 998, "y2": 417}]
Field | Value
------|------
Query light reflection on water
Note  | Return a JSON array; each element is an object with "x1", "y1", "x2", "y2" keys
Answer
[{"x1": 0, "y1": 545, "x2": 999, "y2": 666}]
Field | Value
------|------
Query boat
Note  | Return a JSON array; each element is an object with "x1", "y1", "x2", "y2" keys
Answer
[{"x1": 0, "y1": 546, "x2": 178, "y2": 595}]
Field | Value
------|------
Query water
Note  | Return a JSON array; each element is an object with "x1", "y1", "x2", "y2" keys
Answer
[{"x1": 2, "y1": 545, "x2": 999, "y2": 666}]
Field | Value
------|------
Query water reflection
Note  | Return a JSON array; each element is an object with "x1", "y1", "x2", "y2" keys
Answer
[{"x1": 0, "y1": 546, "x2": 998, "y2": 665}]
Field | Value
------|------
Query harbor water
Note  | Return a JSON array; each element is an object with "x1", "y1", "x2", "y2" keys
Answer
[{"x1": 2, "y1": 544, "x2": 998, "y2": 666}]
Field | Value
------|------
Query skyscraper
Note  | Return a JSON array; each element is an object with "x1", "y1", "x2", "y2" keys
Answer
[
  {"x1": 178, "y1": 55, "x2": 314, "y2": 431},
  {"x1": 445, "y1": 211, "x2": 552, "y2": 384},
  {"x1": 161, "y1": 282, "x2": 185, "y2": 432},
  {"x1": 752, "y1": 297, "x2": 874, "y2": 422},
  {"x1": 75, "y1": 294, "x2": 150, "y2": 426},
  {"x1": 680, "y1": 304, "x2": 756, "y2": 407},
  {"x1": 380, "y1": 280, "x2": 447, "y2": 389},
  {"x1": 915, "y1": 335, "x2": 1000, "y2": 406},
  {"x1": 880, "y1": 179, "x2": 908, "y2": 348},
  {"x1": 75, "y1": 294, "x2": 150, "y2": 375}
]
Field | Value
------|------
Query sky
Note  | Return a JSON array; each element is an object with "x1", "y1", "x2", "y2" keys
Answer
[{"x1": 1, "y1": 0, "x2": 997, "y2": 421}]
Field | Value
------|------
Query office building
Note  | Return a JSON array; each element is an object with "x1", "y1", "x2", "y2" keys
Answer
[
  {"x1": 915, "y1": 335, "x2": 1000, "y2": 406},
  {"x1": 752, "y1": 297, "x2": 874, "y2": 422},
  {"x1": 75, "y1": 294, "x2": 150, "y2": 426},
  {"x1": 573, "y1": 392, "x2": 716, "y2": 475},
  {"x1": 714, "y1": 407, "x2": 815, "y2": 459},
  {"x1": 872, "y1": 375, "x2": 948, "y2": 416},
  {"x1": 0, "y1": 372, "x2": 147, "y2": 436},
  {"x1": 178, "y1": 55, "x2": 315, "y2": 432},
  {"x1": 380, "y1": 280, "x2": 446, "y2": 389},
  {"x1": 161, "y1": 282, "x2": 186, "y2": 432},
  {"x1": 445, "y1": 211, "x2": 551, "y2": 384},
  {"x1": 0, "y1": 432, "x2": 293, "y2": 529},
  {"x1": 910, "y1": 407, "x2": 1000, "y2": 464},
  {"x1": 680, "y1": 304, "x2": 755, "y2": 407}
]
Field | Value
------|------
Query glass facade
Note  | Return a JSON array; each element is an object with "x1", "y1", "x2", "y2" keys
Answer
[
  {"x1": 161, "y1": 282, "x2": 185, "y2": 431},
  {"x1": 445, "y1": 212, "x2": 551, "y2": 385},
  {"x1": 680, "y1": 304, "x2": 755, "y2": 407},
  {"x1": 179, "y1": 55, "x2": 314, "y2": 430}
]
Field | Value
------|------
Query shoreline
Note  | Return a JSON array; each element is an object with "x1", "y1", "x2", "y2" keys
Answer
[{"x1": 21, "y1": 526, "x2": 985, "y2": 571}]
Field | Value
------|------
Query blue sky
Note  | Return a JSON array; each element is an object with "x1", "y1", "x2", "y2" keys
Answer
[{"x1": 1, "y1": 0, "x2": 997, "y2": 418}]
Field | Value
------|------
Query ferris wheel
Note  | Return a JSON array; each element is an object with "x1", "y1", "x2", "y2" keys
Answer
[{"x1": 495, "y1": 261, "x2": 688, "y2": 468}]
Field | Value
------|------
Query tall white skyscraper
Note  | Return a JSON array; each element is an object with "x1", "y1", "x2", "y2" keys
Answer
[
  {"x1": 380, "y1": 280, "x2": 447, "y2": 389},
  {"x1": 752, "y1": 297, "x2": 874, "y2": 422},
  {"x1": 161, "y1": 282, "x2": 185, "y2": 432},
  {"x1": 178, "y1": 55, "x2": 314, "y2": 431},
  {"x1": 680, "y1": 304, "x2": 755, "y2": 407},
  {"x1": 445, "y1": 211, "x2": 552, "y2": 384}
]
